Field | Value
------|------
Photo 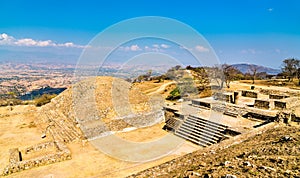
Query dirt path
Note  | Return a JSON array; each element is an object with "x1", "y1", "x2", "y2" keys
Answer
[{"x1": 146, "y1": 81, "x2": 175, "y2": 95}]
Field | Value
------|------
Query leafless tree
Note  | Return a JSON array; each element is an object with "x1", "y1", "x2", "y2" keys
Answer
[
  {"x1": 249, "y1": 65, "x2": 261, "y2": 84},
  {"x1": 213, "y1": 64, "x2": 240, "y2": 88}
]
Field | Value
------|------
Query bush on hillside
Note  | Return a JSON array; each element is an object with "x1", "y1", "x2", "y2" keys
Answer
[
  {"x1": 34, "y1": 94, "x2": 57, "y2": 107},
  {"x1": 166, "y1": 87, "x2": 181, "y2": 100}
]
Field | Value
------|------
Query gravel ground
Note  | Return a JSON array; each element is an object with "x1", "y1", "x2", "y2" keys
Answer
[{"x1": 128, "y1": 123, "x2": 300, "y2": 178}]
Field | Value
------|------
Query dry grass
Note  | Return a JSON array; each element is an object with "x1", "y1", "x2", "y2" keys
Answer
[
  {"x1": 0, "y1": 105, "x2": 195, "y2": 178},
  {"x1": 130, "y1": 124, "x2": 300, "y2": 177},
  {"x1": 240, "y1": 79, "x2": 300, "y2": 89},
  {"x1": 1, "y1": 78, "x2": 300, "y2": 177}
]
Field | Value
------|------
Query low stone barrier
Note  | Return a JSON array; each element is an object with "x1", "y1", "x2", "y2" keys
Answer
[
  {"x1": 213, "y1": 92, "x2": 234, "y2": 103},
  {"x1": 269, "y1": 94, "x2": 289, "y2": 99},
  {"x1": 2, "y1": 141, "x2": 71, "y2": 176},
  {"x1": 241, "y1": 90, "x2": 258, "y2": 98},
  {"x1": 254, "y1": 99, "x2": 270, "y2": 109},
  {"x1": 274, "y1": 97, "x2": 300, "y2": 110}
]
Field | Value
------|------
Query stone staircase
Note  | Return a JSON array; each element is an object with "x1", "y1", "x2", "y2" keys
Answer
[
  {"x1": 163, "y1": 117, "x2": 182, "y2": 131},
  {"x1": 175, "y1": 115, "x2": 228, "y2": 147},
  {"x1": 38, "y1": 108, "x2": 83, "y2": 143}
]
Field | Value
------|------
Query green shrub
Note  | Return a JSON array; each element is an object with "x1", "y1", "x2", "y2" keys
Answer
[
  {"x1": 166, "y1": 87, "x2": 181, "y2": 100},
  {"x1": 34, "y1": 94, "x2": 57, "y2": 107}
]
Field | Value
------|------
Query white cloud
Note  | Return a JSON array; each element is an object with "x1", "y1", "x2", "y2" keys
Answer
[
  {"x1": 0, "y1": 33, "x2": 85, "y2": 48},
  {"x1": 118, "y1": 43, "x2": 169, "y2": 52},
  {"x1": 144, "y1": 45, "x2": 159, "y2": 52},
  {"x1": 118, "y1": 44, "x2": 141, "y2": 52},
  {"x1": 146, "y1": 43, "x2": 169, "y2": 51},
  {"x1": 0, "y1": 33, "x2": 15, "y2": 45},
  {"x1": 160, "y1": 44, "x2": 170, "y2": 49},
  {"x1": 268, "y1": 8, "x2": 273, "y2": 12},
  {"x1": 130, "y1": 44, "x2": 141, "y2": 51},
  {"x1": 241, "y1": 49, "x2": 258, "y2": 54},
  {"x1": 152, "y1": 44, "x2": 160, "y2": 48},
  {"x1": 195, "y1": 45, "x2": 209, "y2": 52}
]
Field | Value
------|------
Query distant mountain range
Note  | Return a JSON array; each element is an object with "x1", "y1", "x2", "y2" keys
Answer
[{"x1": 231, "y1": 63, "x2": 281, "y2": 75}]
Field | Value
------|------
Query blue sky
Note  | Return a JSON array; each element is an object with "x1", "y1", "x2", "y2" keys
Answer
[{"x1": 1, "y1": 0, "x2": 300, "y2": 68}]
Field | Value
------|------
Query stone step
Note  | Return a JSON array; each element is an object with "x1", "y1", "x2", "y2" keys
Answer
[
  {"x1": 49, "y1": 128, "x2": 64, "y2": 142},
  {"x1": 182, "y1": 118, "x2": 224, "y2": 135},
  {"x1": 224, "y1": 111, "x2": 239, "y2": 117},
  {"x1": 49, "y1": 117, "x2": 78, "y2": 142},
  {"x1": 174, "y1": 131, "x2": 208, "y2": 147},
  {"x1": 54, "y1": 110, "x2": 82, "y2": 137},
  {"x1": 179, "y1": 124, "x2": 221, "y2": 141},
  {"x1": 177, "y1": 126, "x2": 218, "y2": 144},
  {"x1": 185, "y1": 117, "x2": 225, "y2": 133},
  {"x1": 188, "y1": 115, "x2": 227, "y2": 129},
  {"x1": 184, "y1": 122, "x2": 224, "y2": 138},
  {"x1": 176, "y1": 129, "x2": 213, "y2": 146},
  {"x1": 165, "y1": 118, "x2": 181, "y2": 129},
  {"x1": 175, "y1": 130, "x2": 211, "y2": 146},
  {"x1": 189, "y1": 114, "x2": 228, "y2": 128}
]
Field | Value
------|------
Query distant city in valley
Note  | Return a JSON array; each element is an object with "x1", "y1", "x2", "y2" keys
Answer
[{"x1": 0, "y1": 60, "x2": 283, "y2": 101}]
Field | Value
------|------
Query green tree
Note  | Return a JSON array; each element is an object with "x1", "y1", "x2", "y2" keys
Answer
[{"x1": 282, "y1": 58, "x2": 300, "y2": 82}]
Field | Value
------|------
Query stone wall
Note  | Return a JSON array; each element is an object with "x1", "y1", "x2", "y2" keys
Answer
[
  {"x1": 259, "y1": 88, "x2": 300, "y2": 97},
  {"x1": 269, "y1": 94, "x2": 289, "y2": 100},
  {"x1": 274, "y1": 100, "x2": 287, "y2": 110},
  {"x1": 191, "y1": 99, "x2": 211, "y2": 109},
  {"x1": 274, "y1": 97, "x2": 300, "y2": 110},
  {"x1": 254, "y1": 99, "x2": 270, "y2": 109},
  {"x1": 241, "y1": 90, "x2": 258, "y2": 98},
  {"x1": 9, "y1": 148, "x2": 21, "y2": 164},
  {"x1": 122, "y1": 110, "x2": 164, "y2": 128},
  {"x1": 2, "y1": 141, "x2": 71, "y2": 176},
  {"x1": 25, "y1": 142, "x2": 55, "y2": 154},
  {"x1": 81, "y1": 110, "x2": 165, "y2": 140},
  {"x1": 213, "y1": 92, "x2": 233, "y2": 103}
]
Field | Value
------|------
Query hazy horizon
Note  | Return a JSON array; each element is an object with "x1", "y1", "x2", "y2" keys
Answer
[{"x1": 1, "y1": 1, "x2": 300, "y2": 69}]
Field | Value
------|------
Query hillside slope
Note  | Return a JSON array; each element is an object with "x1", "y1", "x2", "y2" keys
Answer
[{"x1": 129, "y1": 124, "x2": 300, "y2": 177}]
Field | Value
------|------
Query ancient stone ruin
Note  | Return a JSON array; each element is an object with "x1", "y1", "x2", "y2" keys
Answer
[
  {"x1": 241, "y1": 90, "x2": 258, "y2": 98},
  {"x1": 2, "y1": 77, "x2": 166, "y2": 176},
  {"x1": 254, "y1": 99, "x2": 271, "y2": 109},
  {"x1": 3, "y1": 141, "x2": 71, "y2": 176},
  {"x1": 163, "y1": 87, "x2": 300, "y2": 147}
]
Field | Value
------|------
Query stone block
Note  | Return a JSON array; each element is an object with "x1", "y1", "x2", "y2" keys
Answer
[
  {"x1": 241, "y1": 90, "x2": 258, "y2": 98},
  {"x1": 254, "y1": 99, "x2": 270, "y2": 109}
]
